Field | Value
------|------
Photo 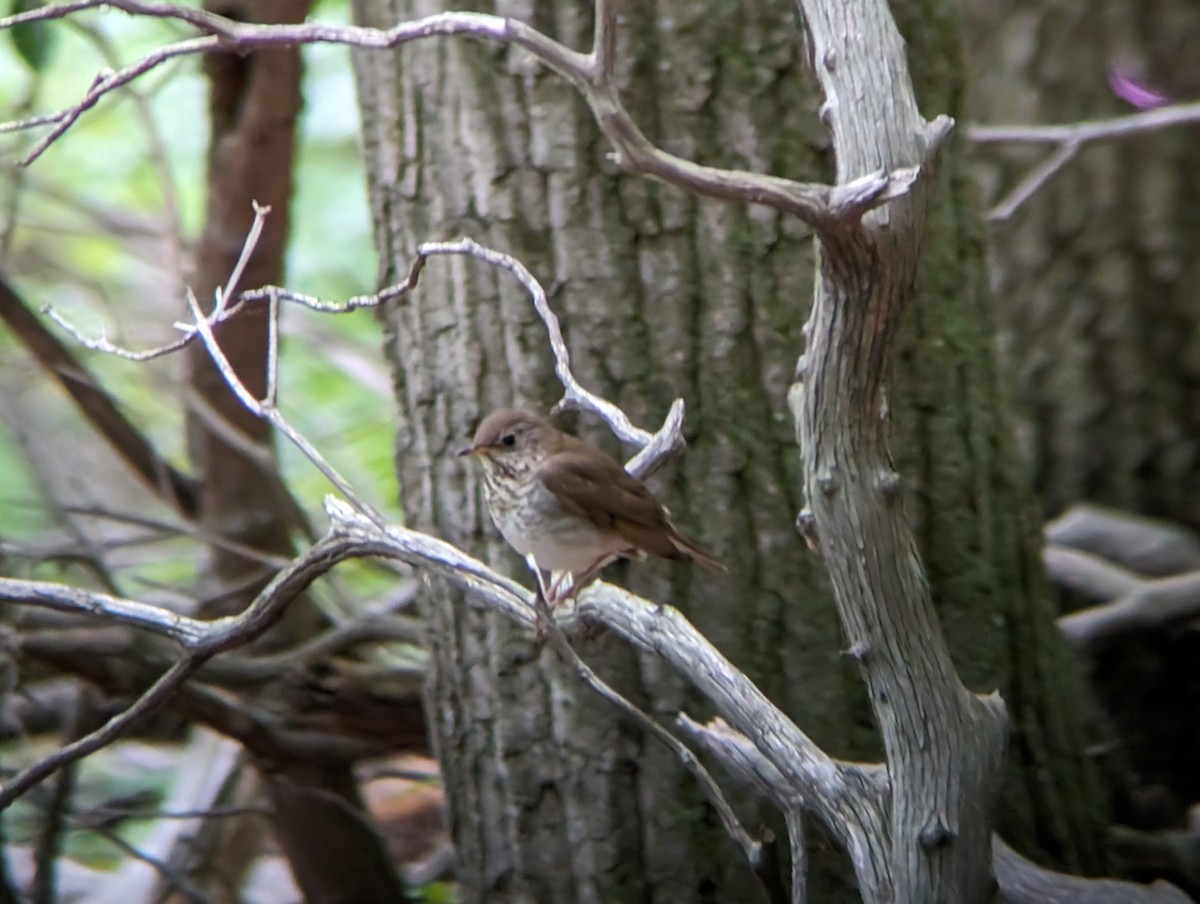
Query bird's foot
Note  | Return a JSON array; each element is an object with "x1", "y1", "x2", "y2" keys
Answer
[
  {"x1": 532, "y1": 586, "x2": 552, "y2": 640},
  {"x1": 544, "y1": 572, "x2": 570, "y2": 606}
]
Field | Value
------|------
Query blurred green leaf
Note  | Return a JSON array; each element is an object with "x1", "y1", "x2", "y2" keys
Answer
[
  {"x1": 10, "y1": 0, "x2": 56, "y2": 73},
  {"x1": 415, "y1": 881, "x2": 457, "y2": 903}
]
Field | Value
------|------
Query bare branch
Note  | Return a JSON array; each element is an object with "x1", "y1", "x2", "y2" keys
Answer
[
  {"x1": 215, "y1": 200, "x2": 270, "y2": 314},
  {"x1": 1057, "y1": 570, "x2": 1200, "y2": 649},
  {"x1": 985, "y1": 141, "x2": 1079, "y2": 222},
  {"x1": 185, "y1": 286, "x2": 387, "y2": 528},
  {"x1": 968, "y1": 101, "x2": 1200, "y2": 147},
  {"x1": 590, "y1": 0, "x2": 617, "y2": 84},
  {"x1": 1046, "y1": 505, "x2": 1200, "y2": 577},
  {"x1": 0, "y1": 1, "x2": 98, "y2": 29},
  {"x1": 316, "y1": 496, "x2": 901, "y2": 894},
  {"x1": 826, "y1": 166, "x2": 923, "y2": 220},
  {"x1": 1042, "y1": 545, "x2": 1142, "y2": 602},
  {"x1": 786, "y1": 809, "x2": 808, "y2": 904},
  {"x1": 677, "y1": 715, "x2": 798, "y2": 812},
  {"x1": 0, "y1": 276, "x2": 199, "y2": 516},
  {"x1": 1, "y1": 3, "x2": 913, "y2": 229},
  {"x1": 1041, "y1": 507, "x2": 1200, "y2": 647},
  {"x1": 0, "y1": 523, "x2": 397, "y2": 807},
  {"x1": 0, "y1": 577, "x2": 209, "y2": 645},
  {"x1": 0, "y1": 655, "x2": 199, "y2": 809},
  {"x1": 30, "y1": 697, "x2": 87, "y2": 904},
  {"x1": 993, "y1": 836, "x2": 1192, "y2": 904},
  {"x1": 529, "y1": 593, "x2": 768, "y2": 882},
  {"x1": 968, "y1": 102, "x2": 1200, "y2": 220},
  {"x1": 416, "y1": 237, "x2": 686, "y2": 466},
  {"x1": 787, "y1": 0, "x2": 1006, "y2": 899},
  {"x1": 41, "y1": 304, "x2": 193, "y2": 361},
  {"x1": 46, "y1": 218, "x2": 680, "y2": 525}
]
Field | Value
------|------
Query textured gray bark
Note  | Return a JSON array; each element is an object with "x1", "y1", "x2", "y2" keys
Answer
[
  {"x1": 349, "y1": 0, "x2": 1107, "y2": 899},
  {"x1": 352, "y1": 2, "x2": 839, "y2": 900},
  {"x1": 963, "y1": 0, "x2": 1200, "y2": 526},
  {"x1": 963, "y1": 0, "x2": 1200, "y2": 815}
]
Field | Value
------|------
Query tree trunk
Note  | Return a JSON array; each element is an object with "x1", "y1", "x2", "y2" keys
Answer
[
  {"x1": 963, "y1": 0, "x2": 1200, "y2": 819},
  {"x1": 180, "y1": 4, "x2": 411, "y2": 901},
  {"x1": 187, "y1": 0, "x2": 316, "y2": 641},
  {"x1": 962, "y1": 0, "x2": 1200, "y2": 531},
  {"x1": 351, "y1": 0, "x2": 1107, "y2": 898}
]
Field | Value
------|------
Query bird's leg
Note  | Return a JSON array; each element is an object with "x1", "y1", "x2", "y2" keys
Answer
[
  {"x1": 525, "y1": 555, "x2": 555, "y2": 638},
  {"x1": 544, "y1": 570, "x2": 572, "y2": 604},
  {"x1": 558, "y1": 553, "x2": 621, "y2": 603}
]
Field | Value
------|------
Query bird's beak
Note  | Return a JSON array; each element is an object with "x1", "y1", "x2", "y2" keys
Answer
[{"x1": 458, "y1": 443, "x2": 480, "y2": 458}]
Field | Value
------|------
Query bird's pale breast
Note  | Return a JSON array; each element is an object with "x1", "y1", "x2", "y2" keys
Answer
[{"x1": 486, "y1": 472, "x2": 623, "y2": 573}]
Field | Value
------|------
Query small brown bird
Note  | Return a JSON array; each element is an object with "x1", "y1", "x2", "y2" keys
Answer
[{"x1": 459, "y1": 409, "x2": 724, "y2": 603}]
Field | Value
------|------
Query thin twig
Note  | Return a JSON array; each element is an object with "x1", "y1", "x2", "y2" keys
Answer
[
  {"x1": 968, "y1": 101, "x2": 1200, "y2": 146},
  {"x1": 986, "y1": 141, "x2": 1078, "y2": 221},
  {"x1": 0, "y1": 1, "x2": 99, "y2": 29},
  {"x1": 265, "y1": 292, "x2": 280, "y2": 407},
  {"x1": 968, "y1": 102, "x2": 1200, "y2": 219},
  {"x1": 1, "y1": 4, "x2": 910, "y2": 230},
  {"x1": 30, "y1": 696, "x2": 89, "y2": 904},
  {"x1": 590, "y1": 0, "x2": 617, "y2": 84},
  {"x1": 530, "y1": 592, "x2": 765, "y2": 873},
  {"x1": 214, "y1": 201, "x2": 270, "y2": 315},
  {"x1": 185, "y1": 279, "x2": 386, "y2": 527},
  {"x1": 88, "y1": 823, "x2": 208, "y2": 904},
  {"x1": 41, "y1": 304, "x2": 193, "y2": 361},
  {"x1": 416, "y1": 238, "x2": 672, "y2": 451},
  {"x1": 75, "y1": 803, "x2": 270, "y2": 828},
  {"x1": 0, "y1": 526, "x2": 388, "y2": 806},
  {"x1": 0, "y1": 656, "x2": 199, "y2": 809},
  {"x1": 786, "y1": 809, "x2": 807, "y2": 904}
]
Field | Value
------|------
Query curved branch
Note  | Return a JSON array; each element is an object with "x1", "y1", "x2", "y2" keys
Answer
[
  {"x1": 788, "y1": 1, "x2": 1006, "y2": 900},
  {"x1": 0, "y1": 529, "x2": 379, "y2": 807},
  {"x1": 1046, "y1": 505, "x2": 1200, "y2": 577},
  {"x1": 322, "y1": 498, "x2": 887, "y2": 879},
  {"x1": 993, "y1": 837, "x2": 1192, "y2": 904},
  {"x1": 0, "y1": 276, "x2": 198, "y2": 516},
  {"x1": 968, "y1": 102, "x2": 1200, "y2": 147},
  {"x1": 1, "y1": 2, "x2": 913, "y2": 230},
  {"x1": 1057, "y1": 570, "x2": 1200, "y2": 649}
]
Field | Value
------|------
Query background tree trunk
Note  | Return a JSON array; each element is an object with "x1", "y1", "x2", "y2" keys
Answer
[
  {"x1": 351, "y1": 0, "x2": 1108, "y2": 898},
  {"x1": 963, "y1": 0, "x2": 1200, "y2": 822},
  {"x1": 181, "y1": 4, "x2": 411, "y2": 900}
]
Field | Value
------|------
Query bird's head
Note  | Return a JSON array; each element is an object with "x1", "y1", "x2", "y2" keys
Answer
[{"x1": 459, "y1": 409, "x2": 555, "y2": 475}]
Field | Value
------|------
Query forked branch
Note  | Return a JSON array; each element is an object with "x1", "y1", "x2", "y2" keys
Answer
[{"x1": 1, "y1": 0, "x2": 916, "y2": 235}]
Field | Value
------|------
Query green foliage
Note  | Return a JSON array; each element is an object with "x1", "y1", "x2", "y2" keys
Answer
[
  {"x1": 0, "y1": 425, "x2": 47, "y2": 540},
  {"x1": 0, "y1": 739, "x2": 176, "y2": 868},
  {"x1": 413, "y1": 881, "x2": 458, "y2": 903},
  {"x1": 9, "y1": 0, "x2": 55, "y2": 73},
  {"x1": 0, "y1": 6, "x2": 390, "y2": 545}
]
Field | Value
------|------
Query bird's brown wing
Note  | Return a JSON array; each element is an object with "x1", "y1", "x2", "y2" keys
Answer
[{"x1": 539, "y1": 452, "x2": 724, "y2": 570}]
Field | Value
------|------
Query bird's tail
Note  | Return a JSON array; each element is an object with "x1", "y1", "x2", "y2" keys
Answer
[{"x1": 668, "y1": 530, "x2": 727, "y2": 573}]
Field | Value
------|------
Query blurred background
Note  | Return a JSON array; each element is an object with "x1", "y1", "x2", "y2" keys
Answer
[{"x1": 1, "y1": 0, "x2": 1198, "y2": 902}]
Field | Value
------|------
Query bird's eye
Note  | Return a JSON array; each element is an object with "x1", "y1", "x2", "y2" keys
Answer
[{"x1": 501, "y1": 433, "x2": 516, "y2": 447}]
